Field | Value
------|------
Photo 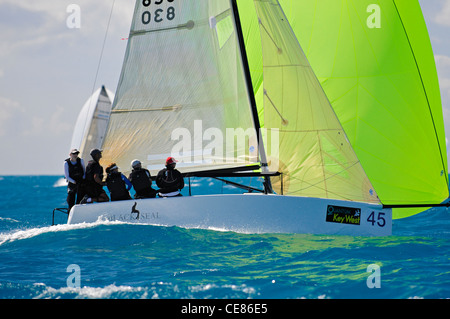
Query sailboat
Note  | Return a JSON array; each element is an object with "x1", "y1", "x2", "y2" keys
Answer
[
  {"x1": 53, "y1": 86, "x2": 114, "y2": 224},
  {"x1": 70, "y1": 85, "x2": 114, "y2": 164},
  {"x1": 66, "y1": 0, "x2": 449, "y2": 236}
]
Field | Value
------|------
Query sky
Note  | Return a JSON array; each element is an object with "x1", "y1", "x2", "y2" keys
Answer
[{"x1": 0, "y1": 0, "x2": 450, "y2": 175}]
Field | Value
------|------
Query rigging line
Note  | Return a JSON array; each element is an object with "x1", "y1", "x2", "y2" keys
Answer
[
  {"x1": 287, "y1": 161, "x2": 361, "y2": 194},
  {"x1": 258, "y1": 18, "x2": 283, "y2": 54},
  {"x1": 81, "y1": 0, "x2": 116, "y2": 151},
  {"x1": 392, "y1": 2, "x2": 448, "y2": 187},
  {"x1": 212, "y1": 177, "x2": 265, "y2": 193},
  {"x1": 285, "y1": 181, "x2": 355, "y2": 202},
  {"x1": 90, "y1": 0, "x2": 116, "y2": 100},
  {"x1": 264, "y1": 90, "x2": 289, "y2": 126},
  {"x1": 285, "y1": 177, "x2": 378, "y2": 204}
]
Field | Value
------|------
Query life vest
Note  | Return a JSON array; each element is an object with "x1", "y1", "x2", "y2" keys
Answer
[
  {"x1": 106, "y1": 172, "x2": 130, "y2": 201},
  {"x1": 129, "y1": 168, "x2": 152, "y2": 192},
  {"x1": 65, "y1": 158, "x2": 84, "y2": 183},
  {"x1": 85, "y1": 160, "x2": 103, "y2": 183},
  {"x1": 156, "y1": 168, "x2": 184, "y2": 193}
]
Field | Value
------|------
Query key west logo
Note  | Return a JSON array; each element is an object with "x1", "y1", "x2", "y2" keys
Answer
[{"x1": 326, "y1": 205, "x2": 361, "y2": 226}]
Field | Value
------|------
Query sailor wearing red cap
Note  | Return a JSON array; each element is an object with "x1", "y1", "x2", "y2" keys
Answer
[{"x1": 156, "y1": 157, "x2": 184, "y2": 197}]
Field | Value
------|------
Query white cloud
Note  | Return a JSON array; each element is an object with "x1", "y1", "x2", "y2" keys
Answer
[
  {"x1": 0, "y1": 96, "x2": 70, "y2": 139},
  {"x1": 49, "y1": 106, "x2": 73, "y2": 135},
  {"x1": 435, "y1": 55, "x2": 450, "y2": 96},
  {"x1": 22, "y1": 107, "x2": 72, "y2": 137},
  {"x1": 435, "y1": 0, "x2": 450, "y2": 26},
  {"x1": 440, "y1": 77, "x2": 450, "y2": 95},
  {"x1": 1, "y1": 0, "x2": 133, "y2": 28},
  {"x1": 0, "y1": 2, "x2": 65, "y2": 59},
  {"x1": 0, "y1": 96, "x2": 23, "y2": 137},
  {"x1": 436, "y1": 54, "x2": 450, "y2": 69},
  {"x1": 0, "y1": 1, "x2": 132, "y2": 58},
  {"x1": 0, "y1": 1, "x2": 134, "y2": 174}
]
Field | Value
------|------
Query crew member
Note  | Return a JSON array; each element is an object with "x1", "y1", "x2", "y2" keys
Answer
[
  {"x1": 128, "y1": 159, "x2": 157, "y2": 199},
  {"x1": 105, "y1": 163, "x2": 132, "y2": 201},
  {"x1": 156, "y1": 157, "x2": 184, "y2": 197},
  {"x1": 64, "y1": 149, "x2": 86, "y2": 210},
  {"x1": 81, "y1": 148, "x2": 109, "y2": 203}
]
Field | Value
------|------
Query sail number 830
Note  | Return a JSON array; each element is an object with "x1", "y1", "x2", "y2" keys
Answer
[
  {"x1": 142, "y1": 0, "x2": 176, "y2": 24},
  {"x1": 367, "y1": 211, "x2": 386, "y2": 227}
]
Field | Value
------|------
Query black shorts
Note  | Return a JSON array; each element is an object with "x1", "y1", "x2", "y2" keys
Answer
[
  {"x1": 135, "y1": 188, "x2": 157, "y2": 199},
  {"x1": 85, "y1": 183, "x2": 106, "y2": 198}
]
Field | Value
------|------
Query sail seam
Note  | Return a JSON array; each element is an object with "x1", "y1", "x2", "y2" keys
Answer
[{"x1": 264, "y1": 64, "x2": 309, "y2": 68}]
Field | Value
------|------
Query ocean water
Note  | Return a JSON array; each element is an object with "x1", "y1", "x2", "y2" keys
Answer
[{"x1": 0, "y1": 175, "x2": 449, "y2": 300}]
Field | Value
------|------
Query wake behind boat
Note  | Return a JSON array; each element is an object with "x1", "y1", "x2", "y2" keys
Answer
[{"x1": 60, "y1": 0, "x2": 448, "y2": 237}]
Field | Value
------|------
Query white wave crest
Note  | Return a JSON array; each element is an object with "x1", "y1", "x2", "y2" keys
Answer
[
  {"x1": 34, "y1": 284, "x2": 154, "y2": 299},
  {"x1": 0, "y1": 217, "x2": 20, "y2": 223},
  {"x1": 53, "y1": 177, "x2": 68, "y2": 187},
  {"x1": 0, "y1": 219, "x2": 127, "y2": 246}
]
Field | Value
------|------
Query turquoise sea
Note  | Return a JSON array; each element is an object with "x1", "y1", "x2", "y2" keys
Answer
[{"x1": 0, "y1": 176, "x2": 449, "y2": 300}]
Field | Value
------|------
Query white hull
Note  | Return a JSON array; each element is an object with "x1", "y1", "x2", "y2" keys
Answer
[{"x1": 67, "y1": 194, "x2": 392, "y2": 236}]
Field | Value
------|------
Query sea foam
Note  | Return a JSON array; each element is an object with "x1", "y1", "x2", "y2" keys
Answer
[{"x1": 0, "y1": 219, "x2": 127, "y2": 246}]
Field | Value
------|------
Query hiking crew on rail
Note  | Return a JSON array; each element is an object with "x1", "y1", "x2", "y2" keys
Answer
[{"x1": 66, "y1": 150, "x2": 185, "y2": 207}]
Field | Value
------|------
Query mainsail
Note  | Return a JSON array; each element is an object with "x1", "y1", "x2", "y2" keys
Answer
[
  {"x1": 273, "y1": 0, "x2": 449, "y2": 218},
  {"x1": 101, "y1": 0, "x2": 260, "y2": 175},
  {"x1": 71, "y1": 86, "x2": 113, "y2": 164}
]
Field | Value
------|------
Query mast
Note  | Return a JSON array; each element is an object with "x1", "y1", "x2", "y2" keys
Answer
[{"x1": 230, "y1": 0, "x2": 273, "y2": 194}]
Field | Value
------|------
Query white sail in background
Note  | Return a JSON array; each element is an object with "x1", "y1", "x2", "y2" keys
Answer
[
  {"x1": 71, "y1": 86, "x2": 114, "y2": 164},
  {"x1": 101, "y1": 1, "x2": 259, "y2": 175}
]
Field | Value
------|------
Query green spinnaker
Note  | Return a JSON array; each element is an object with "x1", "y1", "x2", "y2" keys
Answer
[
  {"x1": 238, "y1": 0, "x2": 449, "y2": 219},
  {"x1": 253, "y1": 0, "x2": 381, "y2": 204}
]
